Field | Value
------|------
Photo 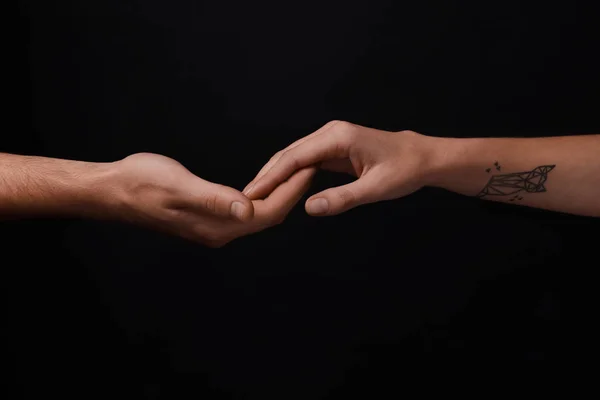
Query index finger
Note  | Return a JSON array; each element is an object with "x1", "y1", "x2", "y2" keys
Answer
[
  {"x1": 247, "y1": 120, "x2": 343, "y2": 189},
  {"x1": 246, "y1": 125, "x2": 352, "y2": 199}
]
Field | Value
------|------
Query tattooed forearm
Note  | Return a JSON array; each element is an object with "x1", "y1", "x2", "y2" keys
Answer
[
  {"x1": 434, "y1": 135, "x2": 598, "y2": 216},
  {"x1": 476, "y1": 163, "x2": 556, "y2": 199}
]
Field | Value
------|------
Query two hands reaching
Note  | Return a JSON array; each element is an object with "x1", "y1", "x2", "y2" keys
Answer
[
  {"x1": 103, "y1": 121, "x2": 435, "y2": 247},
  {"x1": 2, "y1": 120, "x2": 597, "y2": 247},
  {"x1": 66, "y1": 120, "x2": 600, "y2": 246}
]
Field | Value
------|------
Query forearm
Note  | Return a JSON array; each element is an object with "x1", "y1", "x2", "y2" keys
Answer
[
  {"x1": 427, "y1": 135, "x2": 600, "y2": 217},
  {"x1": 0, "y1": 153, "x2": 115, "y2": 218}
]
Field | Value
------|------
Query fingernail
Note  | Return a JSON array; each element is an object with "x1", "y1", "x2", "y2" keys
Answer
[
  {"x1": 306, "y1": 198, "x2": 329, "y2": 215},
  {"x1": 230, "y1": 201, "x2": 248, "y2": 221}
]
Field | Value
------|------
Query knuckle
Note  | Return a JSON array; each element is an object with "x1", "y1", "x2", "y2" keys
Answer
[
  {"x1": 204, "y1": 192, "x2": 219, "y2": 214},
  {"x1": 332, "y1": 121, "x2": 357, "y2": 142},
  {"x1": 324, "y1": 120, "x2": 342, "y2": 129},
  {"x1": 343, "y1": 124, "x2": 359, "y2": 139},
  {"x1": 126, "y1": 152, "x2": 153, "y2": 160},
  {"x1": 331, "y1": 120, "x2": 352, "y2": 132},
  {"x1": 281, "y1": 151, "x2": 300, "y2": 171}
]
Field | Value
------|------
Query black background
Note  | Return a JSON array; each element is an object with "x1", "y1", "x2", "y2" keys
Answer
[{"x1": 4, "y1": 1, "x2": 599, "y2": 398}]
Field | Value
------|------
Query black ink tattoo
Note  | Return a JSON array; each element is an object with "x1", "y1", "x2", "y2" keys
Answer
[
  {"x1": 485, "y1": 168, "x2": 491, "y2": 173},
  {"x1": 476, "y1": 165, "x2": 556, "y2": 198}
]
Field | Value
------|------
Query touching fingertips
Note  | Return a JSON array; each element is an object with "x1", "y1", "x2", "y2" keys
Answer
[{"x1": 306, "y1": 198, "x2": 329, "y2": 215}]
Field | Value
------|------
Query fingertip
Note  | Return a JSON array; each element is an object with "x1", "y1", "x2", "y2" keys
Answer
[
  {"x1": 230, "y1": 196, "x2": 254, "y2": 222},
  {"x1": 305, "y1": 182, "x2": 360, "y2": 216},
  {"x1": 305, "y1": 197, "x2": 330, "y2": 216}
]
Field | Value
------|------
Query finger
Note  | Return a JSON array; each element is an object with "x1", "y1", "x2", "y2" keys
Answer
[
  {"x1": 248, "y1": 131, "x2": 314, "y2": 186},
  {"x1": 243, "y1": 120, "x2": 343, "y2": 197},
  {"x1": 243, "y1": 154, "x2": 282, "y2": 198},
  {"x1": 188, "y1": 178, "x2": 255, "y2": 222},
  {"x1": 253, "y1": 167, "x2": 317, "y2": 225},
  {"x1": 304, "y1": 177, "x2": 378, "y2": 216},
  {"x1": 253, "y1": 120, "x2": 341, "y2": 181},
  {"x1": 246, "y1": 126, "x2": 352, "y2": 200}
]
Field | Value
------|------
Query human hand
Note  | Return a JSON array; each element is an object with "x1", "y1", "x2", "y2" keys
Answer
[
  {"x1": 102, "y1": 153, "x2": 315, "y2": 247},
  {"x1": 243, "y1": 121, "x2": 440, "y2": 216}
]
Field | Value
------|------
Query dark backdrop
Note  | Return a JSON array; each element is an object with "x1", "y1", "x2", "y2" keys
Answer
[{"x1": 5, "y1": 1, "x2": 599, "y2": 398}]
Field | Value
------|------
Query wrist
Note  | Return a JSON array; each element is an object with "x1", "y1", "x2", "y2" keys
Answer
[
  {"x1": 74, "y1": 161, "x2": 123, "y2": 219},
  {"x1": 421, "y1": 136, "x2": 479, "y2": 189}
]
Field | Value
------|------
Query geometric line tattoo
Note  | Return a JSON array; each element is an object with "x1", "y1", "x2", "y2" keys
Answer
[{"x1": 476, "y1": 165, "x2": 556, "y2": 198}]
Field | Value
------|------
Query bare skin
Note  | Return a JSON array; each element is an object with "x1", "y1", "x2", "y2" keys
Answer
[
  {"x1": 244, "y1": 121, "x2": 600, "y2": 218},
  {"x1": 0, "y1": 152, "x2": 315, "y2": 247},
  {"x1": 2, "y1": 121, "x2": 597, "y2": 250}
]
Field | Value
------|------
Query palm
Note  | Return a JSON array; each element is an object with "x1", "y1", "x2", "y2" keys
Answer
[{"x1": 113, "y1": 152, "x2": 315, "y2": 247}]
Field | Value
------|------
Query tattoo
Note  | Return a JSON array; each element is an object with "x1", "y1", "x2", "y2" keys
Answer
[{"x1": 476, "y1": 164, "x2": 556, "y2": 199}]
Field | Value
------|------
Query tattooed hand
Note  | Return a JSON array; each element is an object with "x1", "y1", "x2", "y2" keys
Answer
[{"x1": 243, "y1": 121, "x2": 440, "y2": 216}]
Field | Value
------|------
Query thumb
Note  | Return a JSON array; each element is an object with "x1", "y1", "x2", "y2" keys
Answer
[
  {"x1": 304, "y1": 178, "x2": 378, "y2": 216},
  {"x1": 191, "y1": 180, "x2": 255, "y2": 222}
]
